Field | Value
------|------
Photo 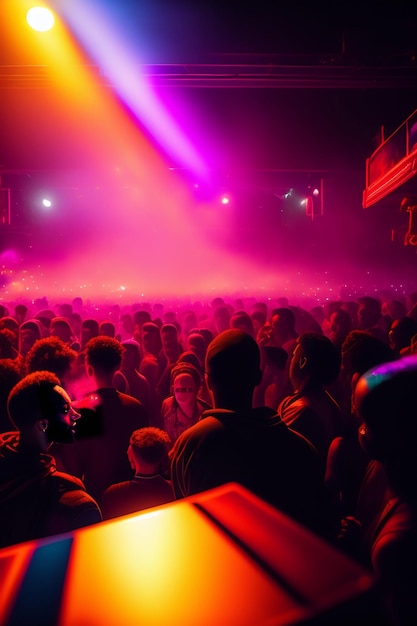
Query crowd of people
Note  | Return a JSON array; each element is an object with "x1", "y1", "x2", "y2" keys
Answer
[{"x1": 1, "y1": 290, "x2": 417, "y2": 624}]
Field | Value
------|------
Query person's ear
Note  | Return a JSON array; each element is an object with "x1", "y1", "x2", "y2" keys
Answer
[
  {"x1": 299, "y1": 356, "x2": 308, "y2": 369},
  {"x1": 86, "y1": 364, "x2": 94, "y2": 378},
  {"x1": 38, "y1": 419, "x2": 49, "y2": 433},
  {"x1": 255, "y1": 368, "x2": 263, "y2": 387}
]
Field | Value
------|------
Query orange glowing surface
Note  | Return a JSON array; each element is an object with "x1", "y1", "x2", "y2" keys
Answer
[
  {"x1": 59, "y1": 503, "x2": 302, "y2": 626},
  {"x1": 0, "y1": 485, "x2": 375, "y2": 626},
  {"x1": 0, "y1": 542, "x2": 34, "y2": 624}
]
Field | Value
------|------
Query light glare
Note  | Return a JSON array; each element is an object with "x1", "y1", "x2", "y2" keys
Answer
[{"x1": 26, "y1": 7, "x2": 55, "y2": 32}]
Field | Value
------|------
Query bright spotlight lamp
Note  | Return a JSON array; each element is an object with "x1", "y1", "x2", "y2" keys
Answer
[{"x1": 26, "y1": 7, "x2": 55, "y2": 32}]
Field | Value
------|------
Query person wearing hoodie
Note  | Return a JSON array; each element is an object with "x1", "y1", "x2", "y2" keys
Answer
[
  {"x1": 170, "y1": 329, "x2": 330, "y2": 537},
  {"x1": 0, "y1": 371, "x2": 101, "y2": 549}
]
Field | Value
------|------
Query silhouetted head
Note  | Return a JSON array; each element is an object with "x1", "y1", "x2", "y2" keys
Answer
[
  {"x1": 329, "y1": 308, "x2": 352, "y2": 347},
  {"x1": 355, "y1": 356, "x2": 417, "y2": 496},
  {"x1": 205, "y1": 329, "x2": 261, "y2": 407},
  {"x1": 271, "y1": 308, "x2": 296, "y2": 344},
  {"x1": 99, "y1": 320, "x2": 116, "y2": 339},
  {"x1": 8, "y1": 370, "x2": 79, "y2": 446},
  {"x1": 341, "y1": 330, "x2": 395, "y2": 382},
  {"x1": 141, "y1": 322, "x2": 162, "y2": 356},
  {"x1": 290, "y1": 332, "x2": 341, "y2": 391},
  {"x1": 84, "y1": 336, "x2": 124, "y2": 376},
  {"x1": 50, "y1": 317, "x2": 74, "y2": 344},
  {"x1": 356, "y1": 296, "x2": 382, "y2": 330},
  {"x1": 81, "y1": 318, "x2": 99, "y2": 348},
  {"x1": 230, "y1": 311, "x2": 255, "y2": 338},
  {"x1": 388, "y1": 317, "x2": 417, "y2": 354},
  {"x1": 128, "y1": 427, "x2": 172, "y2": 469},
  {"x1": 26, "y1": 336, "x2": 77, "y2": 383}
]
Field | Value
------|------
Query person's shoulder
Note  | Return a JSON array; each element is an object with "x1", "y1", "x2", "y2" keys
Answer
[
  {"x1": 170, "y1": 412, "x2": 225, "y2": 455},
  {"x1": 279, "y1": 395, "x2": 312, "y2": 422},
  {"x1": 111, "y1": 389, "x2": 148, "y2": 414},
  {"x1": 102, "y1": 480, "x2": 132, "y2": 498},
  {"x1": 116, "y1": 389, "x2": 143, "y2": 405},
  {"x1": 372, "y1": 500, "x2": 417, "y2": 573},
  {"x1": 50, "y1": 471, "x2": 101, "y2": 514},
  {"x1": 50, "y1": 471, "x2": 86, "y2": 493},
  {"x1": 161, "y1": 395, "x2": 174, "y2": 409},
  {"x1": 105, "y1": 479, "x2": 132, "y2": 488}
]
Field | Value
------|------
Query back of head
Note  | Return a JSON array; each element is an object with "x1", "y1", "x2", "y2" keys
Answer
[
  {"x1": 176, "y1": 351, "x2": 202, "y2": 373},
  {"x1": 133, "y1": 310, "x2": 152, "y2": 326},
  {"x1": 161, "y1": 323, "x2": 179, "y2": 338},
  {"x1": 230, "y1": 311, "x2": 255, "y2": 337},
  {"x1": 34, "y1": 310, "x2": 55, "y2": 330},
  {"x1": 0, "y1": 316, "x2": 19, "y2": 334},
  {"x1": 20, "y1": 319, "x2": 43, "y2": 338},
  {"x1": 8, "y1": 370, "x2": 61, "y2": 430},
  {"x1": 330, "y1": 308, "x2": 352, "y2": 331},
  {"x1": 26, "y1": 336, "x2": 77, "y2": 381},
  {"x1": 121, "y1": 339, "x2": 141, "y2": 360},
  {"x1": 84, "y1": 336, "x2": 123, "y2": 375},
  {"x1": 0, "y1": 360, "x2": 22, "y2": 432},
  {"x1": 213, "y1": 305, "x2": 231, "y2": 332},
  {"x1": 0, "y1": 328, "x2": 18, "y2": 359},
  {"x1": 342, "y1": 330, "x2": 395, "y2": 380},
  {"x1": 82, "y1": 318, "x2": 99, "y2": 334},
  {"x1": 206, "y1": 329, "x2": 261, "y2": 391},
  {"x1": 129, "y1": 427, "x2": 172, "y2": 464},
  {"x1": 355, "y1": 356, "x2": 417, "y2": 487},
  {"x1": 15, "y1": 304, "x2": 28, "y2": 321},
  {"x1": 50, "y1": 317, "x2": 74, "y2": 342},
  {"x1": 297, "y1": 332, "x2": 341, "y2": 386},
  {"x1": 81, "y1": 318, "x2": 99, "y2": 348},
  {"x1": 199, "y1": 328, "x2": 214, "y2": 347},
  {"x1": 141, "y1": 322, "x2": 162, "y2": 355},
  {"x1": 142, "y1": 322, "x2": 160, "y2": 336},
  {"x1": 262, "y1": 345, "x2": 288, "y2": 370},
  {"x1": 99, "y1": 321, "x2": 116, "y2": 338}
]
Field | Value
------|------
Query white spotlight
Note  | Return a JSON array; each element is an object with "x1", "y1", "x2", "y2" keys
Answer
[
  {"x1": 26, "y1": 7, "x2": 55, "y2": 32},
  {"x1": 42, "y1": 198, "x2": 52, "y2": 208}
]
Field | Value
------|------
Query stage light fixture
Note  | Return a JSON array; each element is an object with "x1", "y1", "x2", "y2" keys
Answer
[{"x1": 26, "y1": 7, "x2": 55, "y2": 32}]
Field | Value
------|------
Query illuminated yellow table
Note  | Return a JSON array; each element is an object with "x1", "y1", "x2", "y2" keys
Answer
[{"x1": 0, "y1": 484, "x2": 375, "y2": 626}]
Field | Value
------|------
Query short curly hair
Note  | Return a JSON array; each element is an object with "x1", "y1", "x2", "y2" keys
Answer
[
  {"x1": 129, "y1": 427, "x2": 172, "y2": 464},
  {"x1": 7, "y1": 370, "x2": 61, "y2": 429},
  {"x1": 26, "y1": 336, "x2": 77, "y2": 380},
  {"x1": 84, "y1": 336, "x2": 124, "y2": 374}
]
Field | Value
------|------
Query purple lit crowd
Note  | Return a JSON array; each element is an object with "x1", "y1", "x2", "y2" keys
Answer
[{"x1": 1, "y1": 291, "x2": 417, "y2": 624}]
